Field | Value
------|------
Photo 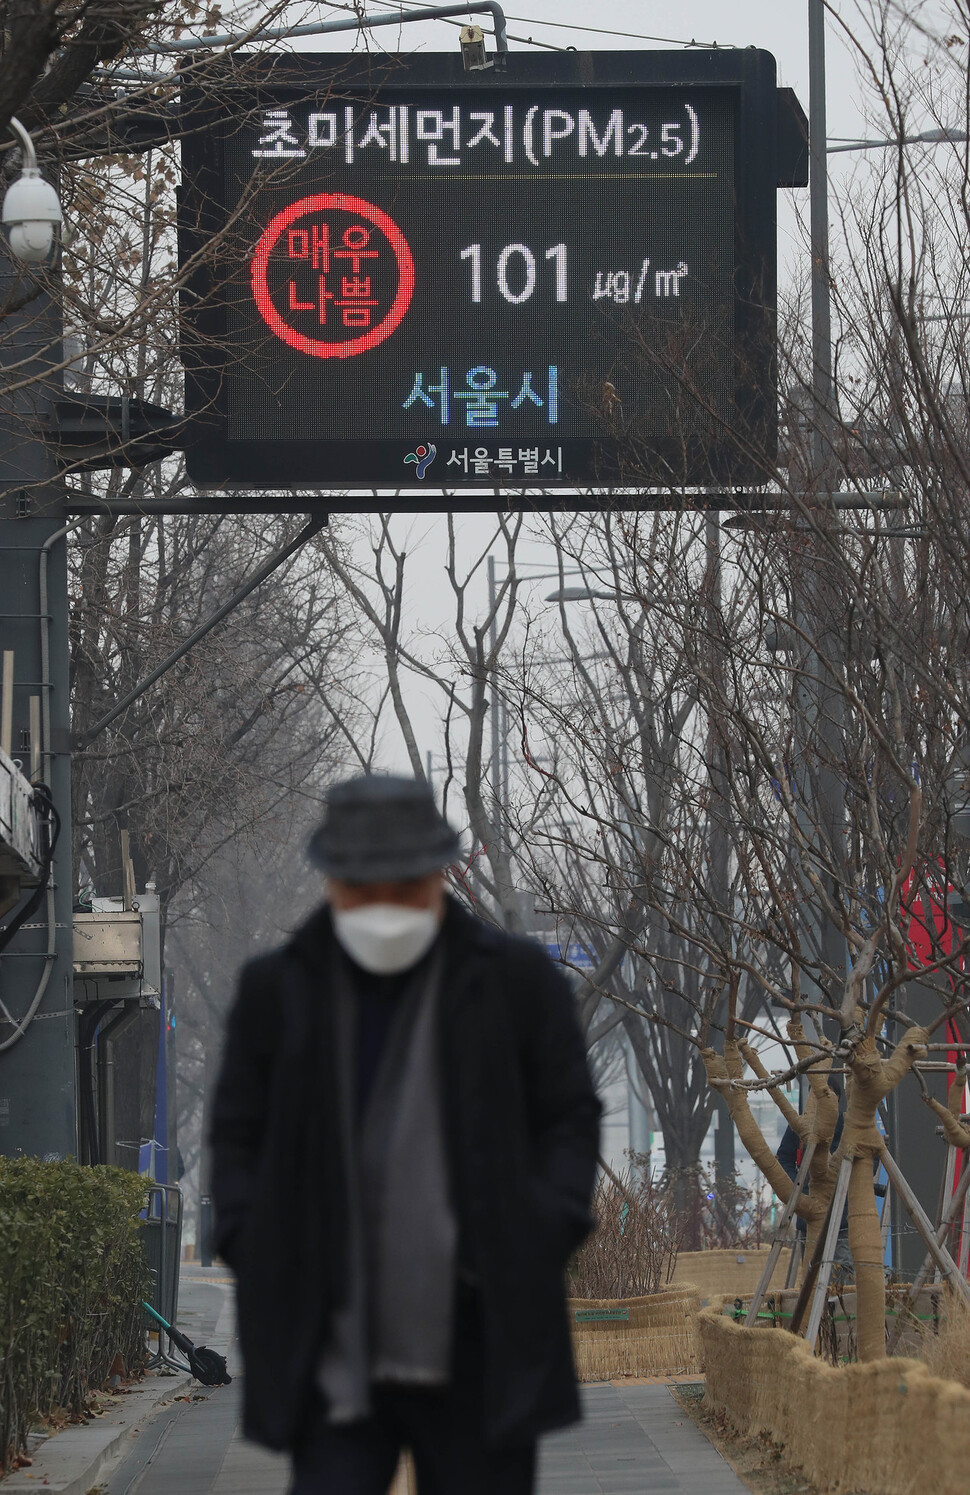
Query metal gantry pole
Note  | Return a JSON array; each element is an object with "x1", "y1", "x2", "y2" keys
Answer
[
  {"x1": 799, "y1": 0, "x2": 847, "y2": 1038},
  {"x1": 809, "y1": 0, "x2": 834, "y2": 459},
  {"x1": 0, "y1": 252, "x2": 77, "y2": 1158}
]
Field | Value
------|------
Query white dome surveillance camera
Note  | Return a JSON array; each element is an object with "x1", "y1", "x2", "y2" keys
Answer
[
  {"x1": 3, "y1": 171, "x2": 62, "y2": 263},
  {"x1": 1, "y1": 118, "x2": 62, "y2": 265}
]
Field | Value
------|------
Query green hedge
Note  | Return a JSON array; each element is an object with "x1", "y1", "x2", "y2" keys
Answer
[{"x1": 0, "y1": 1158, "x2": 151, "y2": 1472}]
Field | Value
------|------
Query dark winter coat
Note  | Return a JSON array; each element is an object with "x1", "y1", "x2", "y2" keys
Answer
[{"x1": 209, "y1": 897, "x2": 601, "y2": 1451}]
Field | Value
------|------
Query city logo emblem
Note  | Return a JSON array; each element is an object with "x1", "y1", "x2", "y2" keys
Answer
[{"x1": 404, "y1": 443, "x2": 437, "y2": 478}]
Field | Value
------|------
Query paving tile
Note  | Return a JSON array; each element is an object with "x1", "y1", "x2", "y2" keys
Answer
[
  {"x1": 539, "y1": 1383, "x2": 748, "y2": 1495},
  {"x1": 594, "y1": 1477, "x2": 678, "y2": 1489}
]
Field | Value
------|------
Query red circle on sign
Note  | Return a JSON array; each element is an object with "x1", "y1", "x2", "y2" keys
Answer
[{"x1": 251, "y1": 193, "x2": 415, "y2": 359}]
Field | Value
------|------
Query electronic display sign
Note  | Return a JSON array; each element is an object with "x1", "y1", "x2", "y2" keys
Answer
[{"x1": 179, "y1": 50, "x2": 803, "y2": 503}]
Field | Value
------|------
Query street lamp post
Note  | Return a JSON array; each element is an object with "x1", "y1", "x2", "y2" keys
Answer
[{"x1": 827, "y1": 127, "x2": 969, "y2": 154}]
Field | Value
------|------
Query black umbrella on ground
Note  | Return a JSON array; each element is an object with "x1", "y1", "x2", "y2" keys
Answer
[{"x1": 142, "y1": 1301, "x2": 232, "y2": 1386}]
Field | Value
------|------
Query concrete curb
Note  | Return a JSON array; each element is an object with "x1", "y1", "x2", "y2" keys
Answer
[{"x1": 1, "y1": 1370, "x2": 195, "y2": 1495}]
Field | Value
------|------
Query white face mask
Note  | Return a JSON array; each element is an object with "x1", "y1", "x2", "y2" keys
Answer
[{"x1": 332, "y1": 902, "x2": 441, "y2": 975}]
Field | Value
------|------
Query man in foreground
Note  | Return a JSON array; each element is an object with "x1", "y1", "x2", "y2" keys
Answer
[{"x1": 211, "y1": 774, "x2": 601, "y2": 1494}]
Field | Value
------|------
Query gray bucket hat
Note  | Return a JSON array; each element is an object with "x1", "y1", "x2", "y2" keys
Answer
[{"x1": 308, "y1": 774, "x2": 460, "y2": 882}]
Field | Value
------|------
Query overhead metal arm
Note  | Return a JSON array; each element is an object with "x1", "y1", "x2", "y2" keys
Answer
[{"x1": 152, "y1": 3, "x2": 509, "y2": 54}]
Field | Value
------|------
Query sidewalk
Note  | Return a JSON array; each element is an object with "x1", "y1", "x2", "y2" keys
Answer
[
  {"x1": 98, "y1": 1376, "x2": 746, "y2": 1495},
  {"x1": 5, "y1": 1268, "x2": 747, "y2": 1495},
  {"x1": 0, "y1": 1271, "x2": 230, "y2": 1495},
  {"x1": 539, "y1": 1383, "x2": 746, "y2": 1494},
  {"x1": 103, "y1": 1377, "x2": 746, "y2": 1495}
]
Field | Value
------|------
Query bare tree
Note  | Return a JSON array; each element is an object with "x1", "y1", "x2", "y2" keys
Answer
[
  {"x1": 316, "y1": 515, "x2": 752, "y2": 1237},
  {"x1": 498, "y1": 0, "x2": 970, "y2": 1363},
  {"x1": 71, "y1": 514, "x2": 357, "y2": 911},
  {"x1": 317, "y1": 514, "x2": 532, "y2": 930}
]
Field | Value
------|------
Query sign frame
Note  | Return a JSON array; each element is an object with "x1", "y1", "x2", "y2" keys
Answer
[{"x1": 179, "y1": 48, "x2": 801, "y2": 509}]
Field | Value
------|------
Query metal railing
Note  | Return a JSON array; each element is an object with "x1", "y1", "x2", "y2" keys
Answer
[{"x1": 141, "y1": 1182, "x2": 185, "y2": 1371}]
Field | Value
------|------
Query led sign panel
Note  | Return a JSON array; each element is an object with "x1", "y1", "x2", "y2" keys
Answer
[{"x1": 179, "y1": 50, "x2": 795, "y2": 501}]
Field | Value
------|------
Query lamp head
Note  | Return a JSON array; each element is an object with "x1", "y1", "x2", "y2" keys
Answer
[{"x1": 2, "y1": 168, "x2": 62, "y2": 264}]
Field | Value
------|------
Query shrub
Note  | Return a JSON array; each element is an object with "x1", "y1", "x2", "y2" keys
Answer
[
  {"x1": 0, "y1": 1158, "x2": 151, "y2": 1472},
  {"x1": 569, "y1": 1169, "x2": 678, "y2": 1299}
]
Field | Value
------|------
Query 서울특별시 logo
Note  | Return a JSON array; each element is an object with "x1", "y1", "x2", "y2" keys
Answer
[{"x1": 404, "y1": 444, "x2": 437, "y2": 478}]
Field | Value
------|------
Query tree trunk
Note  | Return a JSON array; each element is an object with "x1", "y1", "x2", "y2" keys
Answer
[
  {"x1": 848, "y1": 1154, "x2": 885, "y2": 1362},
  {"x1": 833, "y1": 1025, "x2": 928, "y2": 1360}
]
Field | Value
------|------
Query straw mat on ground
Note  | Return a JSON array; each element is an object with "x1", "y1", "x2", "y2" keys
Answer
[
  {"x1": 569, "y1": 1287, "x2": 701, "y2": 1380},
  {"x1": 701, "y1": 1307, "x2": 970, "y2": 1493},
  {"x1": 671, "y1": 1247, "x2": 786, "y2": 1303}
]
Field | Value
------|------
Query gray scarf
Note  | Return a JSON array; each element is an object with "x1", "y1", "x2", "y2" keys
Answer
[{"x1": 317, "y1": 947, "x2": 456, "y2": 1423}]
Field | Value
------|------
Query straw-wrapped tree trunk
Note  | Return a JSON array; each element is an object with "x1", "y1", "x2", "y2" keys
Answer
[{"x1": 705, "y1": 1019, "x2": 932, "y2": 1361}]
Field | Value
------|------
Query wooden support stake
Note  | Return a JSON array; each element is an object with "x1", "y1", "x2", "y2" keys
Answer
[
  {"x1": 746, "y1": 1139, "x2": 816, "y2": 1326},
  {"x1": 880, "y1": 1176, "x2": 892, "y2": 1260},
  {"x1": 887, "y1": 1154, "x2": 970, "y2": 1352},
  {"x1": 803, "y1": 1155, "x2": 853, "y2": 1347},
  {"x1": 938, "y1": 1143, "x2": 958, "y2": 1229},
  {"x1": 28, "y1": 696, "x2": 40, "y2": 783},
  {"x1": 1, "y1": 650, "x2": 13, "y2": 759},
  {"x1": 789, "y1": 1156, "x2": 849, "y2": 1338},
  {"x1": 882, "y1": 1148, "x2": 970, "y2": 1307},
  {"x1": 785, "y1": 1231, "x2": 805, "y2": 1290},
  {"x1": 120, "y1": 828, "x2": 136, "y2": 911},
  {"x1": 933, "y1": 1142, "x2": 961, "y2": 1284},
  {"x1": 959, "y1": 1180, "x2": 970, "y2": 1278}
]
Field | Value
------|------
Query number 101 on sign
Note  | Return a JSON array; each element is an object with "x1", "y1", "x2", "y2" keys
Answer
[{"x1": 460, "y1": 242, "x2": 567, "y2": 304}]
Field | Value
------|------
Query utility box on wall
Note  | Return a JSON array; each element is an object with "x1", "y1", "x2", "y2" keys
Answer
[
  {"x1": 0, "y1": 746, "x2": 43, "y2": 877},
  {"x1": 73, "y1": 911, "x2": 143, "y2": 979}
]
